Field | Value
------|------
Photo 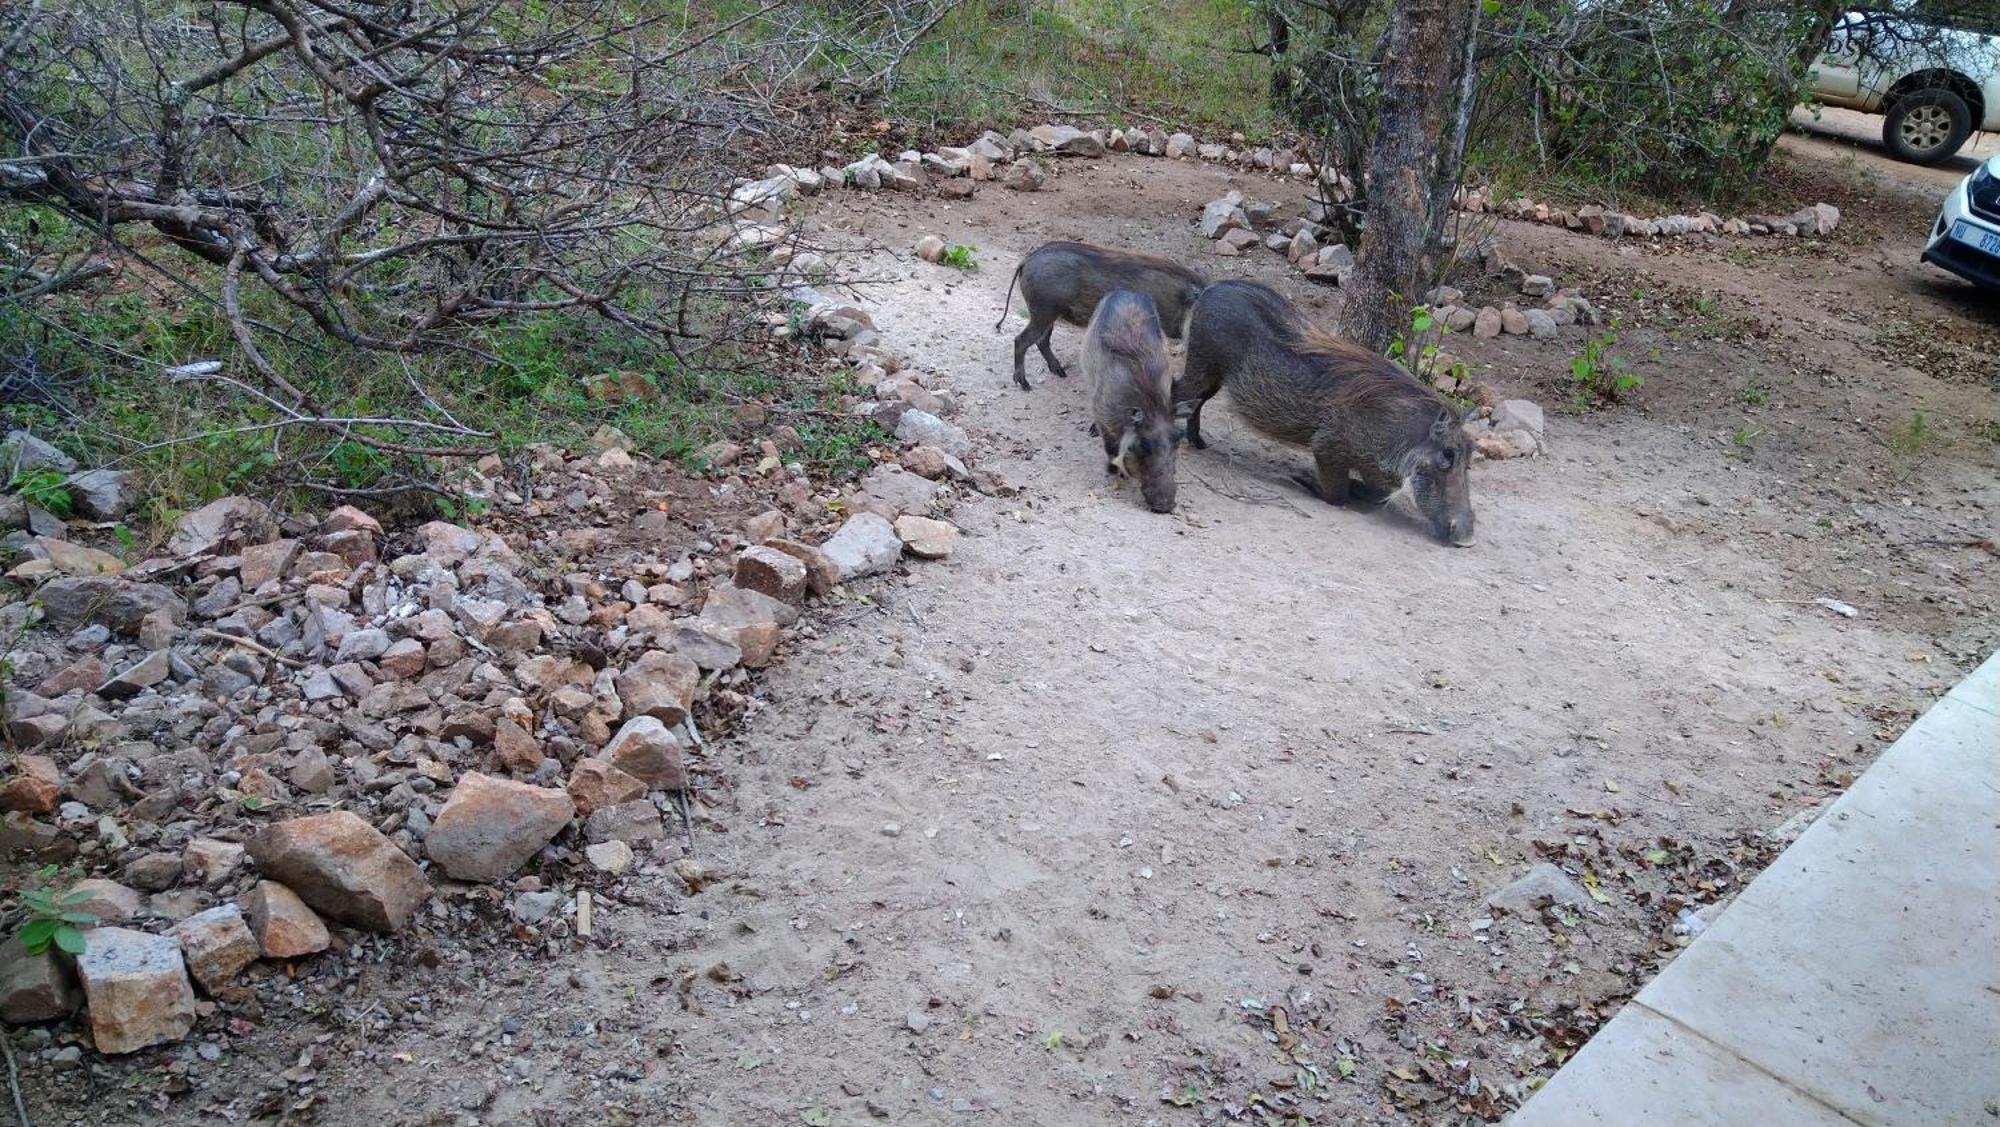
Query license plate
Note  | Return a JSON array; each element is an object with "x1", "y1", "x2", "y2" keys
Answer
[{"x1": 1951, "y1": 220, "x2": 2000, "y2": 256}]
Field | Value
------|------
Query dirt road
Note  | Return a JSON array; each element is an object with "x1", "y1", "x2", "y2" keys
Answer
[
  {"x1": 1787, "y1": 104, "x2": 1998, "y2": 189},
  {"x1": 318, "y1": 149, "x2": 2000, "y2": 1125},
  {"x1": 70, "y1": 138, "x2": 1985, "y2": 1126}
]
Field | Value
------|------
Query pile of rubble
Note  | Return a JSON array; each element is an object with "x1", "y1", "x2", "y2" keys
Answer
[
  {"x1": 1195, "y1": 190, "x2": 1359, "y2": 282},
  {"x1": 1423, "y1": 273, "x2": 1600, "y2": 344},
  {"x1": 0, "y1": 308, "x2": 999, "y2": 1060}
]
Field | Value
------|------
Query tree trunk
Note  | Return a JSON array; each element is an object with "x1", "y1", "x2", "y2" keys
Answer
[{"x1": 1341, "y1": 0, "x2": 1468, "y2": 355}]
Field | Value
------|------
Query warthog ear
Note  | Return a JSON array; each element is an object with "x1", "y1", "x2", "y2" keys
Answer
[{"x1": 1430, "y1": 410, "x2": 1459, "y2": 441}]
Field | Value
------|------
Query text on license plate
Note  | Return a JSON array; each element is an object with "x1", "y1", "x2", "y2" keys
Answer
[{"x1": 1952, "y1": 220, "x2": 2000, "y2": 255}]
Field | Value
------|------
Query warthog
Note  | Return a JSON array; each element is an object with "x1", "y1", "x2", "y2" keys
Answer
[
  {"x1": 1081, "y1": 290, "x2": 1179, "y2": 513},
  {"x1": 995, "y1": 241, "x2": 1206, "y2": 390},
  {"x1": 1176, "y1": 280, "x2": 1475, "y2": 546}
]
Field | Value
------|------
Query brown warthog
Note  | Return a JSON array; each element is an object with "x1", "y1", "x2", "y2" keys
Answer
[
  {"x1": 995, "y1": 241, "x2": 1206, "y2": 390},
  {"x1": 1176, "y1": 280, "x2": 1475, "y2": 546},
  {"x1": 1081, "y1": 290, "x2": 1179, "y2": 513}
]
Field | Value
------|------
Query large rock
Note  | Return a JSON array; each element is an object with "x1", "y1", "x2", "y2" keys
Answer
[
  {"x1": 73, "y1": 927, "x2": 196, "y2": 1054},
  {"x1": 894, "y1": 409, "x2": 972, "y2": 462},
  {"x1": 0, "y1": 755, "x2": 60, "y2": 814},
  {"x1": 170, "y1": 905, "x2": 259, "y2": 992},
  {"x1": 1029, "y1": 124, "x2": 1104, "y2": 157},
  {"x1": 855, "y1": 463, "x2": 943, "y2": 520},
  {"x1": 0, "y1": 933, "x2": 80, "y2": 1023},
  {"x1": 1485, "y1": 862, "x2": 1594, "y2": 915},
  {"x1": 614, "y1": 649, "x2": 701, "y2": 727},
  {"x1": 37, "y1": 576, "x2": 186, "y2": 635},
  {"x1": 246, "y1": 811, "x2": 431, "y2": 932},
  {"x1": 701, "y1": 582, "x2": 799, "y2": 630},
  {"x1": 1499, "y1": 306, "x2": 1530, "y2": 335},
  {"x1": 1002, "y1": 159, "x2": 1046, "y2": 192},
  {"x1": 583, "y1": 800, "x2": 666, "y2": 845},
  {"x1": 1472, "y1": 306, "x2": 1503, "y2": 339},
  {"x1": 665, "y1": 624, "x2": 745, "y2": 672},
  {"x1": 1164, "y1": 132, "x2": 1197, "y2": 158},
  {"x1": 1523, "y1": 308, "x2": 1559, "y2": 340},
  {"x1": 820, "y1": 513, "x2": 902, "y2": 581},
  {"x1": 1199, "y1": 195, "x2": 1248, "y2": 239},
  {"x1": 567, "y1": 758, "x2": 647, "y2": 818},
  {"x1": 1, "y1": 431, "x2": 75, "y2": 474},
  {"x1": 894, "y1": 515, "x2": 959, "y2": 560},
  {"x1": 734, "y1": 546, "x2": 808, "y2": 607},
  {"x1": 244, "y1": 881, "x2": 330, "y2": 958},
  {"x1": 39, "y1": 537, "x2": 124, "y2": 577},
  {"x1": 96, "y1": 650, "x2": 169, "y2": 699},
  {"x1": 1214, "y1": 228, "x2": 1262, "y2": 256},
  {"x1": 425, "y1": 772, "x2": 574, "y2": 883},
  {"x1": 183, "y1": 837, "x2": 245, "y2": 886},
  {"x1": 601, "y1": 716, "x2": 686, "y2": 790},
  {"x1": 167, "y1": 496, "x2": 276, "y2": 557},
  {"x1": 68, "y1": 879, "x2": 143, "y2": 924}
]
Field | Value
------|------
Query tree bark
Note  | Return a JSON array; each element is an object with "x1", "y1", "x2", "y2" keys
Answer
[{"x1": 1341, "y1": 0, "x2": 1468, "y2": 355}]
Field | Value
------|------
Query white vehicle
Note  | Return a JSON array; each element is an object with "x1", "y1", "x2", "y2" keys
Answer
[
  {"x1": 1809, "y1": 10, "x2": 2000, "y2": 164},
  {"x1": 1921, "y1": 155, "x2": 2000, "y2": 289}
]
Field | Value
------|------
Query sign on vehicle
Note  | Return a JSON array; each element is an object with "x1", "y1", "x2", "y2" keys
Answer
[{"x1": 1950, "y1": 220, "x2": 2000, "y2": 255}]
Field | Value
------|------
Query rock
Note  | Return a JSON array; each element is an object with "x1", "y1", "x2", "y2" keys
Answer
[
  {"x1": 38, "y1": 576, "x2": 185, "y2": 635},
  {"x1": 377, "y1": 637, "x2": 426, "y2": 679},
  {"x1": 763, "y1": 539, "x2": 839, "y2": 598},
  {"x1": 1485, "y1": 862, "x2": 1594, "y2": 915},
  {"x1": 170, "y1": 905, "x2": 258, "y2": 992},
  {"x1": 1, "y1": 431, "x2": 75, "y2": 474},
  {"x1": 425, "y1": 773, "x2": 573, "y2": 883},
  {"x1": 583, "y1": 799, "x2": 665, "y2": 845},
  {"x1": 1602, "y1": 212, "x2": 1629, "y2": 238},
  {"x1": 615, "y1": 650, "x2": 701, "y2": 726},
  {"x1": 1002, "y1": 159, "x2": 1045, "y2": 192},
  {"x1": 820, "y1": 513, "x2": 902, "y2": 581},
  {"x1": 1499, "y1": 306, "x2": 1530, "y2": 335},
  {"x1": 1164, "y1": 132, "x2": 1197, "y2": 158},
  {"x1": 853, "y1": 465, "x2": 942, "y2": 523},
  {"x1": 39, "y1": 538, "x2": 124, "y2": 577},
  {"x1": 1493, "y1": 399, "x2": 1546, "y2": 442},
  {"x1": 1520, "y1": 274, "x2": 1554, "y2": 296},
  {"x1": 602, "y1": 716, "x2": 686, "y2": 790},
  {"x1": 183, "y1": 837, "x2": 245, "y2": 886},
  {"x1": 1523, "y1": 309, "x2": 1559, "y2": 340},
  {"x1": 585, "y1": 840, "x2": 634, "y2": 875},
  {"x1": 734, "y1": 546, "x2": 808, "y2": 606},
  {"x1": 701, "y1": 582, "x2": 799, "y2": 632},
  {"x1": 1288, "y1": 229, "x2": 1319, "y2": 263},
  {"x1": 73, "y1": 927, "x2": 196, "y2": 1053},
  {"x1": 1576, "y1": 204, "x2": 1606, "y2": 235},
  {"x1": 915, "y1": 234, "x2": 947, "y2": 263},
  {"x1": 893, "y1": 515, "x2": 959, "y2": 560},
  {"x1": 1197, "y1": 143, "x2": 1227, "y2": 161},
  {"x1": 122, "y1": 853, "x2": 182, "y2": 892},
  {"x1": 894, "y1": 409, "x2": 972, "y2": 461},
  {"x1": 238, "y1": 539, "x2": 299, "y2": 589},
  {"x1": 1472, "y1": 307, "x2": 1503, "y2": 339},
  {"x1": 659, "y1": 623, "x2": 740, "y2": 671},
  {"x1": 492, "y1": 718, "x2": 542, "y2": 774},
  {"x1": 0, "y1": 934, "x2": 80, "y2": 1024},
  {"x1": 96, "y1": 650, "x2": 169, "y2": 699},
  {"x1": 244, "y1": 881, "x2": 330, "y2": 958},
  {"x1": 136, "y1": 609, "x2": 176, "y2": 650},
  {"x1": 247, "y1": 811, "x2": 431, "y2": 932},
  {"x1": 1443, "y1": 305, "x2": 1478, "y2": 332},
  {"x1": 1199, "y1": 195, "x2": 1247, "y2": 239},
  {"x1": 1805, "y1": 202, "x2": 1839, "y2": 236},
  {"x1": 1029, "y1": 124, "x2": 1104, "y2": 156},
  {"x1": 68, "y1": 879, "x2": 143, "y2": 924},
  {"x1": 0, "y1": 755, "x2": 60, "y2": 814},
  {"x1": 568, "y1": 759, "x2": 647, "y2": 818},
  {"x1": 288, "y1": 747, "x2": 334, "y2": 794},
  {"x1": 1214, "y1": 228, "x2": 1261, "y2": 256},
  {"x1": 167, "y1": 497, "x2": 276, "y2": 557},
  {"x1": 320, "y1": 505, "x2": 381, "y2": 537}
]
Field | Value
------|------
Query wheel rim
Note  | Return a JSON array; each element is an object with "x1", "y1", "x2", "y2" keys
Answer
[{"x1": 1900, "y1": 103, "x2": 1953, "y2": 153}]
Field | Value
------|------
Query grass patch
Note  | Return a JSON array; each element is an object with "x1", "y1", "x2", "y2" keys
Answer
[{"x1": 873, "y1": 0, "x2": 1271, "y2": 136}]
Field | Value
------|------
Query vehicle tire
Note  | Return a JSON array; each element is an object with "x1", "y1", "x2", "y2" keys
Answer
[{"x1": 1882, "y1": 87, "x2": 1972, "y2": 164}]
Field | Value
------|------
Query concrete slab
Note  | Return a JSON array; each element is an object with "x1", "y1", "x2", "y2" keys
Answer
[
  {"x1": 1511, "y1": 655, "x2": 2000, "y2": 1126},
  {"x1": 1944, "y1": 650, "x2": 1998, "y2": 718},
  {"x1": 1510, "y1": 1003, "x2": 1850, "y2": 1126}
]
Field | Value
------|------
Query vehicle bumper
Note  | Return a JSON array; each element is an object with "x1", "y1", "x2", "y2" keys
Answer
[{"x1": 1921, "y1": 179, "x2": 2000, "y2": 291}]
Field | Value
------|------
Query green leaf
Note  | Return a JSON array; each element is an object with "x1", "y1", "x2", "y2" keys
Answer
[
  {"x1": 53, "y1": 925, "x2": 86, "y2": 956},
  {"x1": 59, "y1": 911, "x2": 98, "y2": 925},
  {"x1": 58, "y1": 888, "x2": 95, "y2": 906},
  {"x1": 19, "y1": 918, "x2": 58, "y2": 953},
  {"x1": 21, "y1": 891, "x2": 57, "y2": 913}
]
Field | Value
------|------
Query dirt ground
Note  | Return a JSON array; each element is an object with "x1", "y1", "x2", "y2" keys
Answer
[{"x1": 52, "y1": 133, "x2": 1997, "y2": 1125}]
